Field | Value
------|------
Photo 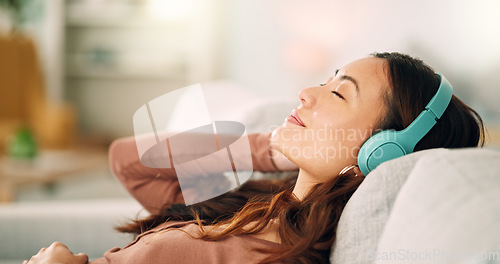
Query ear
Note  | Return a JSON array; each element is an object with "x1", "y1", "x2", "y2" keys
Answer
[
  {"x1": 339, "y1": 165, "x2": 364, "y2": 177},
  {"x1": 353, "y1": 165, "x2": 364, "y2": 177}
]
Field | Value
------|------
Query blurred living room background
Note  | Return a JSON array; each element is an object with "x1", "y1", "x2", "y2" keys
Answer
[{"x1": 1, "y1": 0, "x2": 500, "y2": 203}]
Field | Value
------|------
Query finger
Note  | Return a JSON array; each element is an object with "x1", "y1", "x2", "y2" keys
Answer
[
  {"x1": 50, "y1": 241, "x2": 66, "y2": 247},
  {"x1": 38, "y1": 247, "x2": 46, "y2": 253},
  {"x1": 50, "y1": 241, "x2": 68, "y2": 249},
  {"x1": 22, "y1": 260, "x2": 28, "y2": 264},
  {"x1": 76, "y1": 253, "x2": 89, "y2": 263}
]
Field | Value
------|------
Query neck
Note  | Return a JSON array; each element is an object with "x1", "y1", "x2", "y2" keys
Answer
[{"x1": 292, "y1": 169, "x2": 320, "y2": 201}]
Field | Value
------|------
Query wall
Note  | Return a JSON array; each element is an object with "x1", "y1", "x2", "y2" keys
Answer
[
  {"x1": 22, "y1": 0, "x2": 500, "y2": 139},
  {"x1": 221, "y1": 0, "x2": 500, "y2": 123}
]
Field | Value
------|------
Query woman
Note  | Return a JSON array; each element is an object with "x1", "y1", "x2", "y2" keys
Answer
[{"x1": 25, "y1": 52, "x2": 484, "y2": 264}]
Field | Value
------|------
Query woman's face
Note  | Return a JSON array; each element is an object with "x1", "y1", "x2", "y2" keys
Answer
[{"x1": 271, "y1": 57, "x2": 390, "y2": 181}]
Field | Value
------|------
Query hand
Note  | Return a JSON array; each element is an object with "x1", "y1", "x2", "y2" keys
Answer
[{"x1": 24, "y1": 242, "x2": 88, "y2": 264}]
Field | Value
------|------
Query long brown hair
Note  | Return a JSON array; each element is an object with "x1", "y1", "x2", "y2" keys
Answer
[
  {"x1": 117, "y1": 52, "x2": 485, "y2": 264},
  {"x1": 373, "y1": 52, "x2": 485, "y2": 149}
]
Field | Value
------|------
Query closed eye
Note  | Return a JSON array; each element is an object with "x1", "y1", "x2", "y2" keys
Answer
[{"x1": 332, "y1": 91, "x2": 345, "y2": 100}]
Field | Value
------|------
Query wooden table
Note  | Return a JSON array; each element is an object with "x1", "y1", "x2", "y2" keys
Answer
[
  {"x1": 485, "y1": 125, "x2": 500, "y2": 149},
  {"x1": 0, "y1": 148, "x2": 109, "y2": 202}
]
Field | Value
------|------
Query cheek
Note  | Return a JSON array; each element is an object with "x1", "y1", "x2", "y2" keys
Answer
[
  {"x1": 271, "y1": 109, "x2": 378, "y2": 178},
  {"x1": 310, "y1": 109, "x2": 336, "y2": 128}
]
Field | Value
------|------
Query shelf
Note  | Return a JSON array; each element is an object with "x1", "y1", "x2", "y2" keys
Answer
[
  {"x1": 65, "y1": 51, "x2": 188, "y2": 81},
  {"x1": 63, "y1": 2, "x2": 215, "y2": 87},
  {"x1": 66, "y1": 17, "x2": 190, "y2": 29},
  {"x1": 65, "y1": 72, "x2": 187, "y2": 81}
]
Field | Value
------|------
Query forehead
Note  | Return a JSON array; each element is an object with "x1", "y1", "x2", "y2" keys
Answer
[{"x1": 340, "y1": 57, "x2": 390, "y2": 99}]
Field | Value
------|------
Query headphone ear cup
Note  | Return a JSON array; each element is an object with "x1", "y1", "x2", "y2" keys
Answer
[
  {"x1": 358, "y1": 130, "x2": 406, "y2": 175},
  {"x1": 357, "y1": 73, "x2": 453, "y2": 176}
]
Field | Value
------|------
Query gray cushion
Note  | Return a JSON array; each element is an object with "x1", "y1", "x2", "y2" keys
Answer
[
  {"x1": 330, "y1": 148, "x2": 449, "y2": 264},
  {"x1": 374, "y1": 148, "x2": 500, "y2": 264},
  {"x1": 0, "y1": 199, "x2": 145, "y2": 262}
]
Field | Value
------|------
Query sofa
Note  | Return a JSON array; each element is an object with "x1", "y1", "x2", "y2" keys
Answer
[
  {"x1": 1, "y1": 83, "x2": 499, "y2": 264},
  {"x1": 1, "y1": 147, "x2": 499, "y2": 264},
  {"x1": 330, "y1": 147, "x2": 500, "y2": 264}
]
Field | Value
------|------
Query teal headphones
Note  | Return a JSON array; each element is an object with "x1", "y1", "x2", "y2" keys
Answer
[{"x1": 357, "y1": 73, "x2": 453, "y2": 175}]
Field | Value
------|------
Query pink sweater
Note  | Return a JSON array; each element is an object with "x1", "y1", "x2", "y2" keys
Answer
[{"x1": 90, "y1": 133, "x2": 281, "y2": 264}]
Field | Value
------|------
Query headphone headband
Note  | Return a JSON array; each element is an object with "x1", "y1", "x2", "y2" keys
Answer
[
  {"x1": 425, "y1": 73, "x2": 453, "y2": 118},
  {"x1": 398, "y1": 72, "x2": 453, "y2": 148}
]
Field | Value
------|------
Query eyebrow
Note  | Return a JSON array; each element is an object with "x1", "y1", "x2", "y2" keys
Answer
[{"x1": 335, "y1": 69, "x2": 360, "y2": 98}]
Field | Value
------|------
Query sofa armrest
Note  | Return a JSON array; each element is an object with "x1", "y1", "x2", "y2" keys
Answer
[{"x1": 0, "y1": 198, "x2": 147, "y2": 263}]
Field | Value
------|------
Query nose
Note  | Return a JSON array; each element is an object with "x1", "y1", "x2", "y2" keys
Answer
[{"x1": 298, "y1": 86, "x2": 317, "y2": 108}]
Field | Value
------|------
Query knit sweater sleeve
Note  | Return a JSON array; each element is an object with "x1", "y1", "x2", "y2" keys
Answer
[{"x1": 108, "y1": 133, "x2": 279, "y2": 214}]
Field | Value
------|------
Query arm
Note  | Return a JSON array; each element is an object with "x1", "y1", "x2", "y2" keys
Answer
[
  {"x1": 109, "y1": 132, "x2": 293, "y2": 215},
  {"x1": 109, "y1": 135, "x2": 184, "y2": 214}
]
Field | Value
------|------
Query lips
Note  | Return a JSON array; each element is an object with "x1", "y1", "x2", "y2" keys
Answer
[{"x1": 287, "y1": 109, "x2": 306, "y2": 127}]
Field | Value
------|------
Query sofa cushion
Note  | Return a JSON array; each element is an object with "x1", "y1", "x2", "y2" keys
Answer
[
  {"x1": 0, "y1": 198, "x2": 146, "y2": 262},
  {"x1": 373, "y1": 148, "x2": 500, "y2": 264},
  {"x1": 330, "y1": 148, "x2": 448, "y2": 264}
]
